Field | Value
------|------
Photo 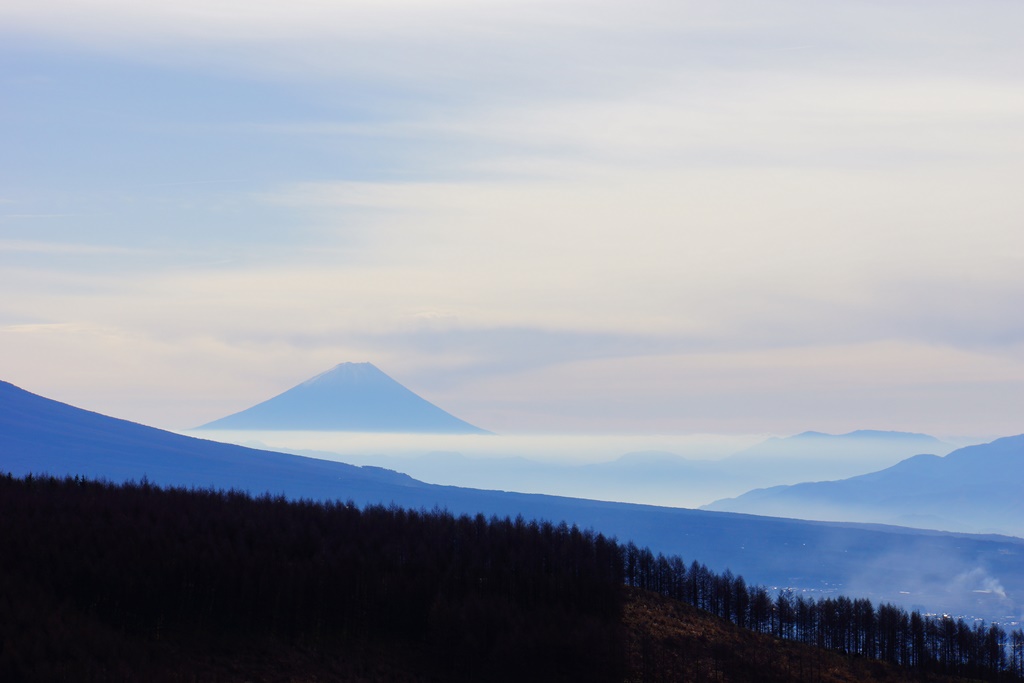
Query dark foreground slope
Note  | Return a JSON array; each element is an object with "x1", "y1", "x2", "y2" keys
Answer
[
  {"x1": 622, "y1": 589, "x2": 997, "y2": 683},
  {"x1": 0, "y1": 475, "x2": 624, "y2": 683},
  {"x1": 3, "y1": 379, "x2": 1024, "y2": 622},
  {"x1": 2, "y1": 476, "x2": 1014, "y2": 683}
]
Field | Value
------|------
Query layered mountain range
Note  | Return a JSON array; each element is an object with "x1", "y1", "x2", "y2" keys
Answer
[{"x1": 2, "y1": 377, "x2": 1022, "y2": 623}]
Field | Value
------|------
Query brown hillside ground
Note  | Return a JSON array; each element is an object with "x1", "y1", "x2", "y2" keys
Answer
[
  {"x1": 4, "y1": 586, "x2": 993, "y2": 682},
  {"x1": 623, "y1": 588, "x2": 984, "y2": 683}
]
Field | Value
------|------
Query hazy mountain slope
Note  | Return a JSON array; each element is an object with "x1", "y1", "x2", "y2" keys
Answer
[
  {"x1": 2, "y1": 379, "x2": 1023, "y2": 623},
  {"x1": 195, "y1": 362, "x2": 489, "y2": 433},
  {"x1": 278, "y1": 448, "x2": 733, "y2": 509},
  {"x1": 0, "y1": 379, "x2": 426, "y2": 501},
  {"x1": 734, "y1": 429, "x2": 951, "y2": 458},
  {"x1": 704, "y1": 436, "x2": 1024, "y2": 537},
  {"x1": 722, "y1": 429, "x2": 957, "y2": 482}
]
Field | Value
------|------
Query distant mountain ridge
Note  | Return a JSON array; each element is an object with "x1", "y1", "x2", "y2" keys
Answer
[
  {"x1": 793, "y1": 429, "x2": 940, "y2": 440},
  {"x1": 729, "y1": 429, "x2": 952, "y2": 460},
  {"x1": 196, "y1": 362, "x2": 489, "y2": 434},
  {"x1": 265, "y1": 430, "x2": 968, "y2": 511},
  {"x1": 703, "y1": 435, "x2": 1024, "y2": 537},
  {"x1": 720, "y1": 429, "x2": 956, "y2": 483}
]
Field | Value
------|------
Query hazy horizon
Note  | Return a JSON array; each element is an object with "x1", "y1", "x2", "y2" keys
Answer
[{"x1": 185, "y1": 427, "x2": 982, "y2": 510}]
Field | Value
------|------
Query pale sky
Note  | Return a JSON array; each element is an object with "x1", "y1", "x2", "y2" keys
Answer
[{"x1": 2, "y1": 0, "x2": 1023, "y2": 436}]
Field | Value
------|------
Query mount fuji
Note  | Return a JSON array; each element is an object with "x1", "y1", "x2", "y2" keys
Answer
[{"x1": 195, "y1": 362, "x2": 489, "y2": 434}]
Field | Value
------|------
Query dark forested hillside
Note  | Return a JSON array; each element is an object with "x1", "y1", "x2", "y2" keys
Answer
[
  {"x1": 0, "y1": 474, "x2": 624, "y2": 682},
  {"x1": 2, "y1": 474, "x2": 1022, "y2": 682}
]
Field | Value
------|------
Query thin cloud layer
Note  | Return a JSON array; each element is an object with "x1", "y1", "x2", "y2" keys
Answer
[{"x1": 1, "y1": 1, "x2": 1022, "y2": 434}]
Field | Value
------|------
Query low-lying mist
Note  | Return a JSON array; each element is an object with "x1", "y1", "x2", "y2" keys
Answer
[{"x1": 185, "y1": 430, "x2": 965, "y2": 509}]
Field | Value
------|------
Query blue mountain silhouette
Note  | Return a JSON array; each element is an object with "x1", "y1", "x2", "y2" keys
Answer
[
  {"x1": 704, "y1": 436, "x2": 1024, "y2": 537},
  {"x1": 195, "y1": 362, "x2": 489, "y2": 433}
]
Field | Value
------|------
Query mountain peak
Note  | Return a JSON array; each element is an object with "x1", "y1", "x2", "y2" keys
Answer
[
  {"x1": 196, "y1": 364, "x2": 490, "y2": 434},
  {"x1": 300, "y1": 362, "x2": 384, "y2": 387}
]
